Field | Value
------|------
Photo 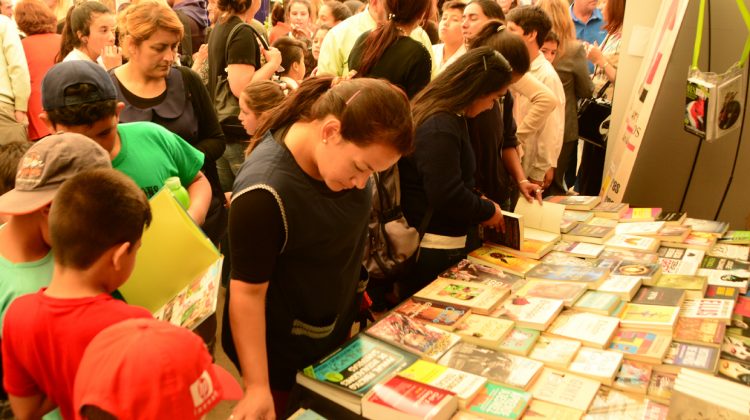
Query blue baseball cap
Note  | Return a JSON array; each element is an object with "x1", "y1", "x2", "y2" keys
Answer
[{"x1": 42, "y1": 60, "x2": 118, "y2": 111}]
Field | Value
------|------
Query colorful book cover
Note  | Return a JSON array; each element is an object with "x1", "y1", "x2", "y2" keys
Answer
[
  {"x1": 530, "y1": 368, "x2": 600, "y2": 412},
  {"x1": 605, "y1": 234, "x2": 660, "y2": 252},
  {"x1": 698, "y1": 268, "x2": 749, "y2": 294},
  {"x1": 600, "y1": 248, "x2": 659, "y2": 264},
  {"x1": 495, "y1": 297, "x2": 564, "y2": 330},
  {"x1": 514, "y1": 280, "x2": 587, "y2": 307},
  {"x1": 438, "y1": 342, "x2": 543, "y2": 390},
  {"x1": 394, "y1": 299, "x2": 470, "y2": 330},
  {"x1": 547, "y1": 311, "x2": 620, "y2": 349},
  {"x1": 398, "y1": 359, "x2": 486, "y2": 403},
  {"x1": 731, "y1": 296, "x2": 750, "y2": 328},
  {"x1": 652, "y1": 225, "x2": 692, "y2": 242},
  {"x1": 439, "y1": 259, "x2": 525, "y2": 291},
  {"x1": 614, "y1": 221, "x2": 665, "y2": 236},
  {"x1": 300, "y1": 334, "x2": 419, "y2": 396},
  {"x1": 680, "y1": 298, "x2": 735, "y2": 323},
  {"x1": 619, "y1": 207, "x2": 662, "y2": 222},
  {"x1": 705, "y1": 284, "x2": 740, "y2": 300},
  {"x1": 497, "y1": 327, "x2": 540, "y2": 356},
  {"x1": 719, "y1": 230, "x2": 750, "y2": 244},
  {"x1": 663, "y1": 341, "x2": 720, "y2": 372},
  {"x1": 481, "y1": 211, "x2": 523, "y2": 250},
  {"x1": 454, "y1": 314, "x2": 514, "y2": 348},
  {"x1": 631, "y1": 286, "x2": 685, "y2": 307},
  {"x1": 717, "y1": 357, "x2": 750, "y2": 385},
  {"x1": 362, "y1": 376, "x2": 457, "y2": 419},
  {"x1": 525, "y1": 264, "x2": 609, "y2": 287},
  {"x1": 721, "y1": 330, "x2": 750, "y2": 361},
  {"x1": 673, "y1": 317, "x2": 725, "y2": 347},
  {"x1": 592, "y1": 202, "x2": 629, "y2": 218},
  {"x1": 613, "y1": 359, "x2": 652, "y2": 394},
  {"x1": 466, "y1": 382, "x2": 531, "y2": 420},
  {"x1": 610, "y1": 260, "x2": 661, "y2": 279},
  {"x1": 646, "y1": 370, "x2": 677, "y2": 404},
  {"x1": 540, "y1": 251, "x2": 596, "y2": 267},
  {"x1": 654, "y1": 274, "x2": 707, "y2": 296},
  {"x1": 568, "y1": 348, "x2": 624, "y2": 386},
  {"x1": 413, "y1": 278, "x2": 508, "y2": 315},
  {"x1": 573, "y1": 291, "x2": 620, "y2": 315},
  {"x1": 528, "y1": 336, "x2": 581, "y2": 370},
  {"x1": 609, "y1": 330, "x2": 672, "y2": 363},
  {"x1": 658, "y1": 246, "x2": 705, "y2": 274},
  {"x1": 365, "y1": 313, "x2": 461, "y2": 361},
  {"x1": 467, "y1": 245, "x2": 540, "y2": 276},
  {"x1": 619, "y1": 303, "x2": 680, "y2": 330}
]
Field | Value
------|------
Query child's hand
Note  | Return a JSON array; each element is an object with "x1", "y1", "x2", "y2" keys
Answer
[{"x1": 101, "y1": 45, "x2": 123, "y2": 70}]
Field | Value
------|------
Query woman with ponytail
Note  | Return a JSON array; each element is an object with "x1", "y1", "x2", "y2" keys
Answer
[
  {"x1": 57, "y1": 1, "x2": 121, "y2": 70},
  {"x1": 222, "y1": 77, "x2": 414, "y2": 418},
  {"x1": 348, "y1": 0, "x2": 432, "y2": 98}
]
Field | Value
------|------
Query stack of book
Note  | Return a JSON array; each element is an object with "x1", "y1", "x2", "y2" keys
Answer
[{"x1": 294, "y1": 199, "x2": 750, "y2": 419}]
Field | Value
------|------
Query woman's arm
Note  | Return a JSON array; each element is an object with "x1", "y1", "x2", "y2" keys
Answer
[
  {"x1": 186, "y1": 171, "x2": 212, "y2": 225},
  {"x1": 183, "y1": 67, "x2": 226, "y2": 161}
]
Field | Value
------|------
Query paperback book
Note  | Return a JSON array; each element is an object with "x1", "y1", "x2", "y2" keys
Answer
[
  {"x1": 654, "y1": 274, "x2": 708, "y2": 299},
  {"x1": 522, "y1": 400, "x2": 584, "y2": 420},
  {"x1": 465, "y1": 382, "x2": 531, "y2": 420},
  {"x1": 609, "y1": 260, "x2": 662, "y2": 281},
  {"x1": 619, "y1": 303, "x2": 680, "y2": 331},
  {"x1": 365, "y1": 313, "x2": 461, "y2": 361},
  {"x1": 631, "y1": 286, "x2": 686, "y2": 307},
  {"x1": 439, "y1": 259, "x2": 525, "y2": 292},
  {"x1": 673, "y1": 317, "x2": 726, "y2": 347},
  {"x1": 662, "y1": 341, "x2": 720, "y2": 373},
  {"x1": 572, "y1": 291, "x2": 620, "y2": 316},
  {"x1": 679, "y1": 298, "x2": 735, "y2": 324},
  {"x1": 454, "y1": 314, "x2": 514, "y2": 349},
  {"x1": 567, "y1": 348, "x2": 623, "y2": 386},
  {"x1": 592, "y1": 202, "x2": 629, "y2": 219},
  {"x1": 394, "y1": 299, "x2": 471, "y2": 331},
  {"x1": 546, "y1": 311, "x2": 620, "y2": 349},
  {"x1": 540, "y1": 251, "x2": 596, "y2": 267},
  {"x1": 480, "y1": 211, "x2": 523, "y2": 250},
  {"x1": 605, "y1": 234, "x2": 660, "y2": 253},
  {"x1": 398, "y1": 359, "x2": 486, "y2": 406},
  {"x1": 595, "y1": 275, "x2": 642, "y2": 301},
  {"x1": 614, "y1": 221, "x2": 665, "y2": 236},
  {"x1": 467, "y1": 245, "x2": 540, "y2": 277},
  {"x1": 361, "y1": 376, "x2": 458, "y2": 420},
  {"x1": 413, "y1": 278, "x2": 509, "y2": 315},
  {"x1": 705, "y1": 284, "x2": 741, "y2": 300},
  {"x1": 513, "y1": 280, "x2": 587, "y2": 308},
  {"x1": 497, "y1": 327, "x2": 540, "y2": 356},
  {"x1": 683, "y1": 217, "x2": 730, "y2": 237},
  {"x1": 655, "y1": 211, "x2": 687, "y2": 225},
  {"x1": 437, "y1": 342, "x2": 543, "y2": 390},
  {"x1": 585, "y1": 386, "x2": 646, "y2": 420},
  {"x1": 612, "y1": 359, "x2": 652, "y2": 395},
  {"x1": 530, "y1": 368, "x2": 600, "y2": 412},
  {"x1": 528, "y1": 336, "x2": 581, "y2": 370},
  {"x1": 552, "y1": 240, "x2": 604, "y2": 258},
  {"x1": 657, "y1": 246, "x2": 704, "y2": 275},
  {"x1": 619, "y1": 207, "x2": 662, "y2": 223},
  {"x1": 609, "y1": 329, "x2": 672, "y2": 364},
  {"x1": 646, "y1": 370, "x2": 677, "y2": 405},
  {"x1": 524, "y1": 264, "x2": 610, "y2": 289},
  {"x1": 494, "y1": 296, "x2": 564, "y2": 331},
  {"x1": 720, "y1": 230, "x2": 750, "y2": 244},
  {"x1": 562, "y1": 224, "x2": 615, "y2": 245},
  {"x1": 600, "y1": 248, "x2": 659, "y2": 264},
  {"x1": 544, "y1": 195, "x2": 601, "y2": 211}
]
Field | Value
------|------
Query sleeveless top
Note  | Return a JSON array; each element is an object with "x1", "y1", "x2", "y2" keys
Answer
[{"x1": 230, "y1": 130, "x2": 371, "y2": 389}]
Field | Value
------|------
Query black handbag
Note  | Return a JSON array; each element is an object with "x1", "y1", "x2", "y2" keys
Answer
[
  {"x1": 213, "y1": 22, "x2": 269, "y2": 130},
  {"x1": 577, "y1": 81, "x2": 612, "y2": 149}
]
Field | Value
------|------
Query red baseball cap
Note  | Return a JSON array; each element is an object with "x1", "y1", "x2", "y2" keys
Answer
[{"x1": 74, "y1": 318, "x2": 243, "y2": 419}]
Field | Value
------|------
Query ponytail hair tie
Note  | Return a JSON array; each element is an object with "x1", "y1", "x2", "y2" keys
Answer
[
  {"x1": 496, "y1": 24, "x2": 506, "y2": 32},
  {"x1": 387, "y1": 13, "x2": 396, "y2": 20}
]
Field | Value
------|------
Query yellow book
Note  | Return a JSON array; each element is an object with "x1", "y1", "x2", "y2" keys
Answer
[
  {"x1": 398, "y1": 360, "x2": 486, "y2": 406},
  {"x1": 619, "y1": 303, "x2": 680, "y2": 331}
]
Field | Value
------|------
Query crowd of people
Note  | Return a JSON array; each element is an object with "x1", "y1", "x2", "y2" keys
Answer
[{"x1": 0, "y1": 0, "x2": 625, "y2": 418}]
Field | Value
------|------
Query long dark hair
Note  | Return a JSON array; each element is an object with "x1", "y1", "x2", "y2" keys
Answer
[
  {"x1": 57, "y1": 1, "x2": 111, "y2": 62},
  {"x1": 354, "y1": 0, "x2": 432, "y2": 77},
  {"x1": 468, "y1": 20, "x2": 530, "y2": 76},
  {"x1": 412, "y1": 47, "x2": 512, "y2": 127},
  {"x1": 467, "y1": 0, "x2": 504, "y2": 20},
  {"x1": 248, "y1": 77, "x2": 414, "y2": 155}
]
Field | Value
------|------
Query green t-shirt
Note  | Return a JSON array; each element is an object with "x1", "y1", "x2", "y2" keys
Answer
[
  {"x1": 0, "y1": 250, "x2": 53, "y2": 335},
  {"x1": 113, "y1": 122, "x2": 205, "y2": 198}
]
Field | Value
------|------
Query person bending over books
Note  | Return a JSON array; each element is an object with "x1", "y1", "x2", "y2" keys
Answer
[
  {"x1": 222, "y1": 77, "x2": 414, "y2": 419},
  {"x1": 398, "y1": 47, "x2": 513, "y2": 297}
]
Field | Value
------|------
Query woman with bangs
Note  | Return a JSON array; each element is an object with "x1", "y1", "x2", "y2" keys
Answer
[{"x1": 15, "y1": 0, "x2": 61, "y2": 140}]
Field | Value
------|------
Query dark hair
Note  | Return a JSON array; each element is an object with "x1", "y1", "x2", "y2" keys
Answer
[
  {"x1": 286, "y1": 0, "x2": 311, "y2": 19},
  {"x1": 466, "y1": 0, "x2": 504, "y2": 20},
  {"x1": 0, "y1": 142, "x2": 31, "y2": 196},
  {"x1": 506, "y1": 5, "x2": 552, "y2": 48},
  {"x1": 442, "y1": 1, "x2": 466, "y2": 13},
  {"x1": 324, "y1": 0, "x2": 351, "y2": 23},
  {"x1": 241, "y1": 80, "x2": 285, "y2": 115},
  {"x1": 50, "y1": 169, "x2": 152, "y2": 270},
  {"x1": 412, "y1": 47, "x2": 512, "y2": 127},
  {"x1": 58, "y1": 1, "x2": 112, "y2": 62},
  {"x1": 271, "y1": 1, "x2": 284, "y2": 24},
  {"x1": 343, "y1": 0, "x2": 362, "y2": 15},
  {"x1": 249, "y1": 77, "x2": 414, "y2": 155},
  {"x1": 469, "y1": 21, "x2": 530, "y2": 75},
  {"x1": 216, "y1": 0, "x2": 254, "y2": 18},
  {"x1": 45, "y1": 84, "x2": 118, "y2": 127},
  {"x1": 544, "y1": 30, "x2": 559, "y2": 45},
  {"x1": 272, "y1": 36, "x2": 306, "y2": 77},
  {"x1": 14, "y1": 0, "x2": 57, "y2": 35},
  {"x1": 354, "y1": 0, "x2": 432, "y2": 77},
  {"x1": 602, "y1": 0, "x2": 625, "y2": 34}
]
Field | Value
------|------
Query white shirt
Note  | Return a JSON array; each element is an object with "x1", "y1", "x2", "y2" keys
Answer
[
  {"x1": 316, "y1": 7, "x2": 436, "y2": 77},
  {"x1": 62, "y1": 48, "x2": 108, "y2": 69},
  {"x1": 432, "y1": 43, "x2": 466, "y2": 76},
  {"x1": 0, "y1": 15, "x2": 30, "y2": 110},
  {"x1": 512, "y1": 53, "x2": 565, "y2": 181}
]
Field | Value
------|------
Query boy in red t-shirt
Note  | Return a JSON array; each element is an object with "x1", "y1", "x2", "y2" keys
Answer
[{"x1": 1, "y1": 168, "x2": 154, "y2": 420}]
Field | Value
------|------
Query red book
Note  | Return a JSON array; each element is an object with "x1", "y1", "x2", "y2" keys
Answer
[{"x1": 362, "y1": 376, "x2": 458, "y2": 420}]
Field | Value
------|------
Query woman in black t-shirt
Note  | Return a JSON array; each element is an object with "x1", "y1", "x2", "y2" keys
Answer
[{"x1": 207, "y1": 0, "x2": 282, "y2": 192}]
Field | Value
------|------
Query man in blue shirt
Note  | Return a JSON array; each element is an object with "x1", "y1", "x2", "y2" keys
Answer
[{"x1": 570, "y1": 0, "x2": 607, "y2": 73}]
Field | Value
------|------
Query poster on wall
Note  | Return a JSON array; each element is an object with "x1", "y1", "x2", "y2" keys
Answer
[{"x1": 600, "y1": 0, "x2": 690, "y2": 203}]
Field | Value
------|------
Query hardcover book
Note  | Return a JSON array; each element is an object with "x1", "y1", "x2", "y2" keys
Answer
[
  {"x1": 631, "y1": 286, "x2": 686, "y2": 307},
  {"x1": 437, "y1": 342, "x2": 543, "y2": 390},
  {"x1": 454, "y1": 314, "x2": 514, "y2": 349},
  {"x1": 528, "y1": 336, "x2": 581, "y2": 370},
  {"x1": 609, "y1": 330, "x2": 672, "y2": 364},
  {"x1": 513, "y1": 280, "x2": 587, "y2": 308},
  {"x1": 544, "y1": 195, "x2": 601, "y2": 211},
  {"x1": 673, "y1": 317, "x2": 725, "y2": 347},
  {"x1": 530, "y1": 368, "x2": 600, "y2": 412},
  {"x1": 562, "y1": 224, "x2": 615, "y2": 245},
  {"x1": 361, "y1": 376, "x2": 458, "y2": 420},
  {"x1": 494, "y1": 297, "x2": 564, "y2": 331},
  {"x1": 413, "y1": 278, "x2": 509, "y2": 315},
  {"x1": 567, "y1": 348, "x2": 623, "y2": 386},
  {"x1": 465, "y1": 382, "x2": 531, "y2": 420},
  {"x1": 605, "y1": 234, "x2": 660, "y2": 253},
  {"x1": 394, "y1": 299, "x2": 471, "y2": 331},
  {"x1": 619, "y1": 207, "x2": 662, "y2": 223},
  {"x1": 547, "y1": 311, "x2": 620, "y2": 349},
  {"x1": 662, "y1": 341, "x2": 720, "y2": 373},
  {"x1": 439, "y1": 259, "x2": 525, "y2": 292},
  {"x1": 573, "y1": 291, "x2": 620, "y2": 315},
  {"x1": 398, "y1": 359, "x2": 486, "y2": 405},
  {"x1": 298, "y1": 334, "x2": 419, "y2": 413},
  {"x1": 613, "y1": 359, "x2": 652, "y2": 395},
  {"x1": 657, "y1": 246, "x2": 705, "y2": 275},
  {"x1": 365, "y1": 313, "x2": 461, "y2": 361},
  {"x1": 524, "y1": 264, "x2": 610, "y2": 289},
  {"x1": 619, "y1": 303, "x2": 680, "y2": 331},
  {"x1": 680, "y1": 298, "x2": 735, "y2": 323},
  {"x1": 467, "y1": 245, "x2": 540, "y2": 277},
  {"x1": 497, "y1": 327, "x2": 540, "y2": 356}
]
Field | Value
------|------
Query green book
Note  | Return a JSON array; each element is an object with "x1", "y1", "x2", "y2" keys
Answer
[
  {"x1": 466, "y1": 382, "x2": 531, "y2": 419},
  {"x1": 573, "y1": 291, "x2": 620, "y2": 315},
  {"x1": 498, "y1": 327, "x2": 540, "y2": 356}
]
